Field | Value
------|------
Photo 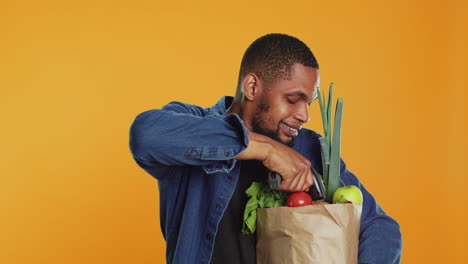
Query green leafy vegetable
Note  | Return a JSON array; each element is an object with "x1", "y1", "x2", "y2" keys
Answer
[
  {"x1": 327, "y1": 98, "x2": 343, "y2": 202},
  {"x1": 317, "y1": 83, "x2": 344, "y2": 203},
  {"x1": 241, "y1": 182, "x2": 288, "y2": 235}
]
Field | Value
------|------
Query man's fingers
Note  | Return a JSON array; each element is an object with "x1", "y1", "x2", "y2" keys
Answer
[
  {"x1": 278, "y1": 179, "x2": 292, "y2": 191},
  {"x1": 261, "y1": 140, "x2": 314, "y2": 192},
  {"x1": 301, "y1": 169, "x2": 314, "y2": 191},
  {"x1": 279, "y1": 165, "x2": 311, "y2": 192},
  {"x1": 286, "y1": 169, "x2": 304, "y2": 192},
  {"x1": 293, "y1": 165, "x2": 311, "y2": 192}
]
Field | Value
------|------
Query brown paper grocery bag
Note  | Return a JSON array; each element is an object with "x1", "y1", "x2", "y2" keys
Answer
[{"x1": 256, "y1": 204, "x2": 362, "y2": 264}]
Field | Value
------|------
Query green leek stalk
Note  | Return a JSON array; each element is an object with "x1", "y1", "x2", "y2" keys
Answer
[
  {"x1": 327, "y1": 98, "x2": 343, "y2": 202},
  {"x1": 316, "y1": 83, "x2": 344, "y2": 203}
]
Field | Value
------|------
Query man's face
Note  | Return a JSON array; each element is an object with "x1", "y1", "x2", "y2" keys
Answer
[{"x1": 251, "y1": 63, "x2": 319, "y2": 146}]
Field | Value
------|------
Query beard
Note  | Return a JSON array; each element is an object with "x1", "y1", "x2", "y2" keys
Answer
[{"x1": 251, "y1": 99, "x2": 295, "y2": 147}]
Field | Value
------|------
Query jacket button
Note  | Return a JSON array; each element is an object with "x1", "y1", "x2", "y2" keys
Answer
[
  {"x1": 224, "y1": 152, "x2": 230, "y2": 156},
  {"x1": 206, "y1": 233, "x2": 213, "y2": 240},
  {"x1": 216, "y1": 203, "x2": 223, "y2": 209},
  {"x1": 227, "y1": 175, "x2": 233, "y2": 180}
]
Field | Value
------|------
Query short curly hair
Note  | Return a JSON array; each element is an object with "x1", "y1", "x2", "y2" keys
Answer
[{"x1": 236, "y1": 33, "x2": 319, "y2": 94}]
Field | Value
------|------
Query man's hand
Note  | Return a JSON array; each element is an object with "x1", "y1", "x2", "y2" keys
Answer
[{"x1": 236, "y1": 131, "x2": 314, "y2": 192}]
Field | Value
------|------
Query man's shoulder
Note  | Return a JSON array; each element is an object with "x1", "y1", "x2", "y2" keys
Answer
[
  {"x1": 297, "y1": 128, "x2": 322, "y2": 142},
  {"x1": 161, "y1": 100, "x2": 209, "y2": 116},
  {"x1": 161, "y1": 96, "x2": 230, "y2": 117},
  {"x1": 293, "y1": 128, "x2": 322, "y2": 149},
  {"x1": 293, "y1": 128, "x2": 323, "y2": 163}
]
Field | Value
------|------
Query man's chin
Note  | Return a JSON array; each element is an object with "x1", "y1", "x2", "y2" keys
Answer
[
  {"x1": 275, "y1": 134, "x2": 295, "y2": 147},
  {"x1": 282, "y1": 137, "x2": 295, "y2": 147}
]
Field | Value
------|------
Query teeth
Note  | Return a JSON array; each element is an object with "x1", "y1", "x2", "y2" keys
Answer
[{"x1": 284, "y1": 124, "x2": 298, "y2": 133}]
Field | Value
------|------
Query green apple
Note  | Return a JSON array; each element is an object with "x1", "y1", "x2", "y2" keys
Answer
[{"x1": 332, "y1": 185, "x2": 363, "y2": 204}]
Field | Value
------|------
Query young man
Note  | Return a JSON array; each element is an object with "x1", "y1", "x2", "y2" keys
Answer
[{"x1": 129, "y1": 33, "x2": 402, "y2": 264}]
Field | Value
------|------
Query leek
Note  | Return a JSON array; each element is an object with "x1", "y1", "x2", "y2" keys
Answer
[{"x1": 317, "y1": 83, "x2": 344, "y2": 203}]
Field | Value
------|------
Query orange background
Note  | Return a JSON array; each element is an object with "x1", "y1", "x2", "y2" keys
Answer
[{"x1": 1, "y1": 0, "x2": 466, "y2": 263}]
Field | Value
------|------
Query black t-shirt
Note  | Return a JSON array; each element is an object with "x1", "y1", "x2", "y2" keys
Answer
[{"x1": 210, "y1": 160, "x2": 268, "y2": 264}]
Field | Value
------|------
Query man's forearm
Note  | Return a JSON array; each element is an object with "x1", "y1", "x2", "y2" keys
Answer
[
  {"x1": 129, "y1": 102, "x2": 249, "y2": 171},
  {"x1": 236, "y1": 130, "x2": 314, "y2": 192},
  {"x1": 235, "y1": 131, "x2": 272, "y2": 161}
]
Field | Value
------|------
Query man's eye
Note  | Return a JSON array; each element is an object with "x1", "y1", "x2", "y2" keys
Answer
[{"x1": 287, "y1": 98, "x2": 297, "y2": 104}]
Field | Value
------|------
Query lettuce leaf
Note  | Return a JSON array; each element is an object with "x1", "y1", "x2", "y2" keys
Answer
[{"x1": 241, "y1": 182, "x2": 287, "y2": 235}]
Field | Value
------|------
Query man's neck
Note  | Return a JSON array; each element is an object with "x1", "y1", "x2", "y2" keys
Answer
[{"x1": 226, "y1": 100, "x2": 241, "y2": 116}]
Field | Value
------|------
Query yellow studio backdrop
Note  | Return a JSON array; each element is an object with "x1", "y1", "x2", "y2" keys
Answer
[{"x1": 1, "y1": 0, "x2": 466, "y2": 263}]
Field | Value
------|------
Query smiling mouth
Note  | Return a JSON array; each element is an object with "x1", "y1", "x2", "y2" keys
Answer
[{"x1": 280, "y1": 122, "x2": 302, "y2": 137}]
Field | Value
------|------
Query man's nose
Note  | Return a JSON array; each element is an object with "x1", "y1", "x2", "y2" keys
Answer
[{"x1": 294, "y1": 104, "x2": 310, "y2": 124}]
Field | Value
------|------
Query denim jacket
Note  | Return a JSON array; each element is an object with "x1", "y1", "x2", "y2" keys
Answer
[{"x1": 129, "y1": 96, "x2": 402, "y2": 264}]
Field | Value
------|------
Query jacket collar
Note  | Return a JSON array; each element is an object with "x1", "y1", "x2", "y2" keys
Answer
[{"x1": 210, "y1": 96, "x2": 234, "y2": 117}]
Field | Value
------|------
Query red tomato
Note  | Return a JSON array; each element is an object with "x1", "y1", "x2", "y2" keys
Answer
[{"x1": 286, "y1": 192, "x2": 313, "y2": 207}]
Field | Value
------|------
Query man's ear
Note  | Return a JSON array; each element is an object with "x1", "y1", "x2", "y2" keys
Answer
[{"x1": 242, "y1": 73, "x2": 260, "y2": 101}]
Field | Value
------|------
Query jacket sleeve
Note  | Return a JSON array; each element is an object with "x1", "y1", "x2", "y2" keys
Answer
[
  {"x1": 340, "y1": 161, "x2": 403, "y2": 264},
  {"x1": 129, "y1": 101, "x2": 249, "y2": 179}
]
